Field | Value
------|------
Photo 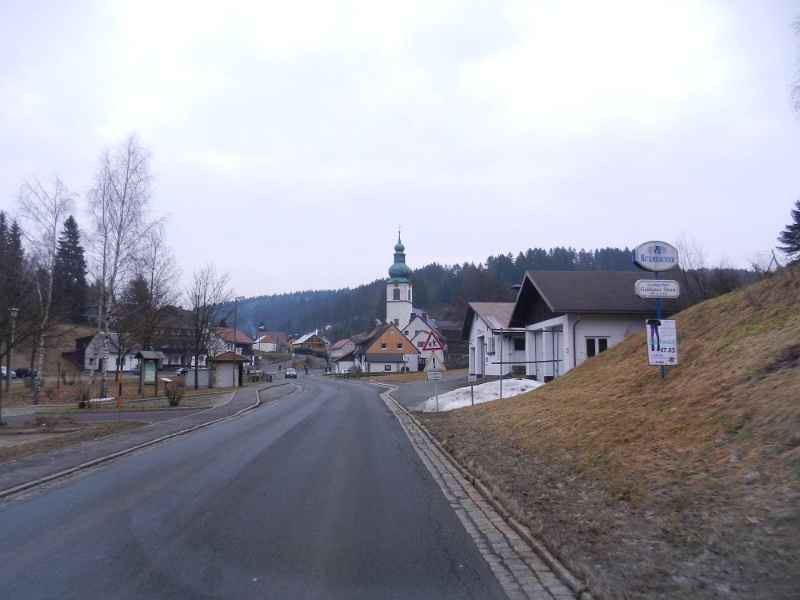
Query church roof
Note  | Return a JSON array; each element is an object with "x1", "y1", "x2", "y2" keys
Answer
[{"x1": 388, "y1": 233, "x2": 412, "y2": 282}]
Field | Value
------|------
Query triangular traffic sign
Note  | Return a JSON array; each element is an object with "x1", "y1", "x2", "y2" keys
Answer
[
  {"x1": 422, "y1": 331, "x2": 444, "y2": 352},
  {"x1": 423, "y1": 351, "x2": 447, "y2": 372}
]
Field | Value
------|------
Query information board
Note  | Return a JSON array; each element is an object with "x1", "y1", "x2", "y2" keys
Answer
[
  {"x1": 646, "y1": 319, "x2": 679, "y2": 366},
  {"x1": 144, "y1": 361, "x2": 156, "y2": 384}
]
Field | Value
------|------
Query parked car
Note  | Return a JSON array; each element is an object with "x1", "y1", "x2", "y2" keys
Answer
[
  {"x1": 0, "y1": 366, "x2": 12, "y2": 379},
  {"x1": 130, "y1": 366, "x2": 141, "y2": 375},
  {"x1": 175, "y1": 367, "x2": 188, "y2": 376},
  {"x1": 284, "y1": 367, "x2": 297, "y2": 379},
  {"x1": 14, "y1": 367, "x2": 37, "y2": 378}
]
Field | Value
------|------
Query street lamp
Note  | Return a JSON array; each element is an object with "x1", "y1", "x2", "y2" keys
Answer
[
  {"x1": 233, "y1": 296, "x2": 244, "y2": 387},
  {"x1": 3, "y1": 307, "x2": 19, "y2": 425}
]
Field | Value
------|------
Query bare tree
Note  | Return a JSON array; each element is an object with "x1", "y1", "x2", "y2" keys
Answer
[
  {"x1": 86, "y1": 134, "x2": 159, "y2": 398},
  {"x1": 183, "y1": 264, "x2": 233, "y2": 390},
  {"x1": 16, "y1": 176, "x2": 76, "y2": 404},
  {"x1": 115, "y1": 223, "x2": 180, "y2": 362}
]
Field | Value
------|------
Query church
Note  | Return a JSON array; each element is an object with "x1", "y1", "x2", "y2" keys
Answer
[{"x1": 382, "y1": 234, "x2": 447, "y2": 371}]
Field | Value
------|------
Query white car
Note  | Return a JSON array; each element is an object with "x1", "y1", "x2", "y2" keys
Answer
[{"x1": 0, "y1": 367, "x2": 15, "y2": 379}]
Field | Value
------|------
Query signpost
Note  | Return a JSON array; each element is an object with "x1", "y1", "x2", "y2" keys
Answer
[
  {"x1": 427, "y1": 369, "x2": 442, "y2": 412},
  {"x1": 633, "y1": 241, "x2": 680, "y2": 380}
]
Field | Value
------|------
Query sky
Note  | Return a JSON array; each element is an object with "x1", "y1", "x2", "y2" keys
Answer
[{"x1": 1, "y1": 0, "x2": 799, "y2": 298}]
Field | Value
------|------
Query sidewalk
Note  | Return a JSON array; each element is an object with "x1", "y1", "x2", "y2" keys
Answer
[{"x1": 0, "y1": 381, "x2": 299, "y2": 497}]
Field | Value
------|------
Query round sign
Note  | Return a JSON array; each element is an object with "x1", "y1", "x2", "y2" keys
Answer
[{"x1": 632, "y1": 241, "x2": 679, "y2": 272}]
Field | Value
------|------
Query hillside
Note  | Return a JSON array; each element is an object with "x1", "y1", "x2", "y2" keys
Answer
[
  {"x1": 236, "y1": 244, "x2": 750, "y2": 342},
  {"x1": 418, "y1": 266, "x2": 800, "y2": 599}
]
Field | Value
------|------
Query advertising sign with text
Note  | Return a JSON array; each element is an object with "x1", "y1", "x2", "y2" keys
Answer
[{"x1": 646, "y1": 319, "x2": 678, "y2": 366}]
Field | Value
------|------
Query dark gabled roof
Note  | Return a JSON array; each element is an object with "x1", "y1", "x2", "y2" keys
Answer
[
  {"x1": 213, "y1": 327, "x2": 255, "y2": 344},
  {"x1": 208, "y1": 351, "x2": 251, "y2": 363},
  {"x1": 135, "y1": 350, "x2": 168, "y2": 360},
  {"x1": 460, "y1": 302, "x2": 517, "y2": 340},
  {"x1": 264, "y1": 332, "x2": 287, "y2": 345},
  {"x1": 509, "y1": 270, "x2": 684, "y2": 326}
]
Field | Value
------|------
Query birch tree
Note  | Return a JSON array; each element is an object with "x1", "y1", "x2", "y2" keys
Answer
[
  {"x1": 17, "y1": 176, "x2": 76, "y2": 404},
  {"x1": 184, "y1": 264, "x2": 232, "y2": 390},
  {"x1": 86, "y1": 134, "x2": 158, "y2": 398}
]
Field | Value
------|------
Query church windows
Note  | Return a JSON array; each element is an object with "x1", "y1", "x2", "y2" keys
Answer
[{"x1": 393, "y1": 288, "x2": 400, "y2": 300}]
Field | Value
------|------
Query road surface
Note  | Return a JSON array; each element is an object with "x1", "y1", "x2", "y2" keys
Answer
[{"x1": 0, "y1": 376, "x2": 567, "y2": 599}]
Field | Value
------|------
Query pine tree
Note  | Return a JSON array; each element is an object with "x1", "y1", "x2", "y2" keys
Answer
[
  {"x1": 53, "y1": 215, "x2": 88, "y2": 318},
  {"x1": 777, "y1": 199, "x2": 800, "y2": 260}
]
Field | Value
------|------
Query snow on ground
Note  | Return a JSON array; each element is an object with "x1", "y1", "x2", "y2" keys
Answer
[{"x1": 420, "y1": 378, "x2": 545, "y2": 412}]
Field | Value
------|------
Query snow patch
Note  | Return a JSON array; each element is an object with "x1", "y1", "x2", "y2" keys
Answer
[{"x1": 420, "y1": 378, "x2": 545, "y2": 412}]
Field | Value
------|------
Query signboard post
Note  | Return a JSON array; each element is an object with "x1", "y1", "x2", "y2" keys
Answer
[
  {"x1": 427, "y1": 370, "x2": 442, "y2": 412},
  {"x1": 633, "y1": 241, "x2": 680, "y2": 380}
]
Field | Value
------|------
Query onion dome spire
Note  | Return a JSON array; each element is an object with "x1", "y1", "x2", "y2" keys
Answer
[{"x1": 388, "y1": 230, "x2": 411, "y2": 282}]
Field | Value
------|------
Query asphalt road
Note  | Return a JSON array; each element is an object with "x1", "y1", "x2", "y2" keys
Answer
[{"x1": 0, "y1": 375, "x2": 509, "y2": 599}]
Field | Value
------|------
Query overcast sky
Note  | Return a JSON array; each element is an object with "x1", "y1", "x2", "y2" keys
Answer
[{"x1": 2, "y1": 0, "x2": 799, "y2": 297}]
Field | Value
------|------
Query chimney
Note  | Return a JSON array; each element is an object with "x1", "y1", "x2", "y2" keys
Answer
[{"x1": 511, "y1": 284, "x2": 521, "y2": 299}]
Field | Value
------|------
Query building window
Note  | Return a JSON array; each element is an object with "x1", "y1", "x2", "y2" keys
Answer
[
  {"x1": 384, "y1": 364, "x2": 392, "y2": 371},
  {"x1": 514, "y1": 338, "x2": 525, "y2": 351},
  {"x1": 397, "y1": 343, "x2": 403, "y2": 349},
  {"x1": 393, "y1": 288, "x2": 400, "y2": 300},
  {"x1": 487, "y1": 337, "x2": 496, "y2": 354},
  {"x1": 394, "y1": 319, "x2": 400, "y2": 326},
  {"x1": 404, "y1": 331, "x2": 409, "y2": 336},
  {"x1": 586, "y1": 338, "x2": 608, "y2": 358},
  {"x1": 417, "y1": 341, "x2": 423, "y2": 347},
  {"x1": 381, "y1": 343, "x2": 387, "y2": 349}
]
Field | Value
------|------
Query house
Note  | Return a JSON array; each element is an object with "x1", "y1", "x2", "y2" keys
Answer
[
  {"x1": 507, "y1": 270, "x2": 683, "y2": 381},
  {"x1": 61, "y1": 332, "x2": 142, "y2": 372},
  {"x1": 266, "y1": 331, "x2": 288, "y2": 352},
  {"x1": 291, "y1": 332, "x2": 327, "y2": 354},
  {"x1": 210, "y1": 328, "x2": 255, "y2": 358},
  {"x1": 402, "y1": 312, "x2": 446, "y2": 370},
  {"x1": 462, "y1": 302, "x2": 526, "y2": 378},
  {"x1": 254, "y1": 333, "x2": 277, "y2": 352},
  {"x1": 329, "y1": 338, "x2": 355, "y2": 359},
  {"x1": 354, "y1": 323, "x2": 420, "y2": 373},
  {"x1": 332, "y1": 349, "x2": 357, "y2": 374}
]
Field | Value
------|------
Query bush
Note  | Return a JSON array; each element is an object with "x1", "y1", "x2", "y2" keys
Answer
[
  {"x1": 165, "y1": 380, "x2": 185, "y2": 407},
  {"x1": 25, "y1": 415, "x2": 77, "y2": 428}
]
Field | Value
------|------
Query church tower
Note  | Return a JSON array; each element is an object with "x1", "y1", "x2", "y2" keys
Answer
[{"x1": 386, "y1": 233, "x2": 413, "y2": 329}]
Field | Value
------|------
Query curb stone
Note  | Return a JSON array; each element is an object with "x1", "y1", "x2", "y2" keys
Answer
[{"x1": 376, "y1": 382, "x2": 594, "y2": 600}]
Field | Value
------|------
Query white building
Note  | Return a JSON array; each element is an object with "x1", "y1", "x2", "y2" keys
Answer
[
  {"x1": 386, "y1": 234, "x2": 415, "y2": 330},
  {"x1": 462, "y1": 302, "x2": 526, "y2": 378},
  {"x1": 507, "y1": 271, "x2": 682, "y2": 381}
]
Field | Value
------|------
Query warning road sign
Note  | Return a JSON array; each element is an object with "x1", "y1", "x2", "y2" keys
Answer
[{"x1": 422, "y1": 332, "x2": 444, "y2": 352}]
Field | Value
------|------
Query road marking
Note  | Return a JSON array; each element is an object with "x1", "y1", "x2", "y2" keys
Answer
[{"x1": 380, "y1": 389, "x2": 576, "y2": 600}]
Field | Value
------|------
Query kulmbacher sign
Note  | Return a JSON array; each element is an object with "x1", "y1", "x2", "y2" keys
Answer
[{"x1": 632, "y1": 241, "x2": 679, "y2": 272}]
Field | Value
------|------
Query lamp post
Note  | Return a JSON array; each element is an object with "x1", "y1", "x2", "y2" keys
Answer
[
  {"x1": 3, "y1": 308, "x2": 19, "y2": 425},
  {"x1": 233, "y1": 296, "x2": 244, "y2": 387}
]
